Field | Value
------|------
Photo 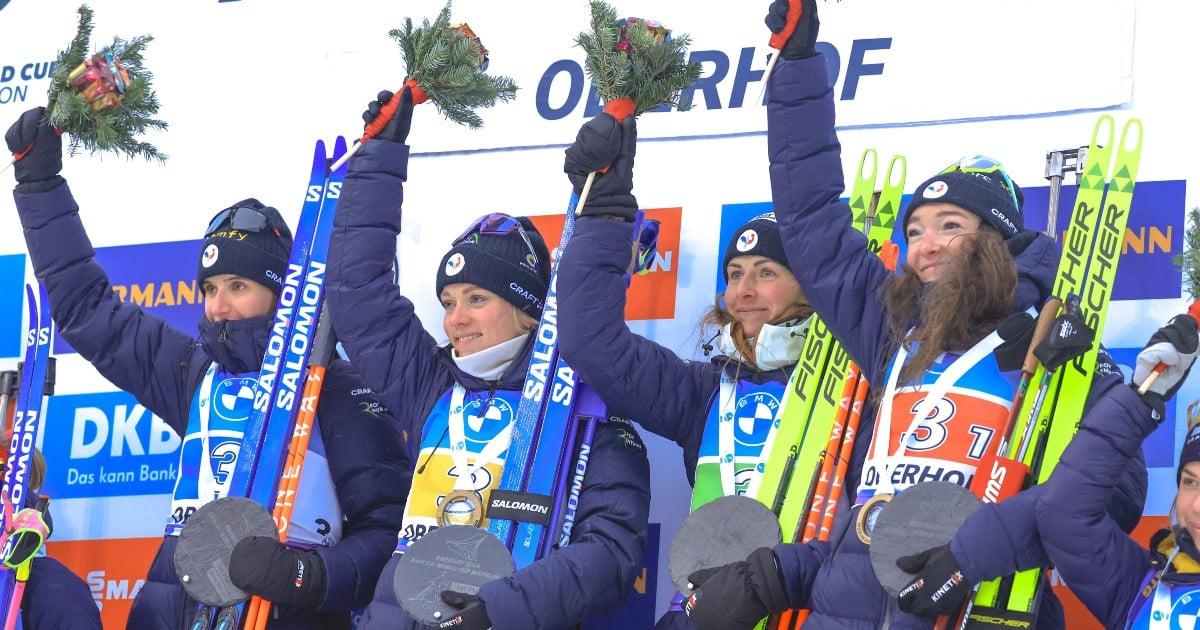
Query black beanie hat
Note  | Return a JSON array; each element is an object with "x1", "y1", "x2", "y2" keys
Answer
[
  {"x1": 1179, "y1": 422, "x2": 1200, "y2": 485},
  {"x1": 904, "y1": 169, "x2": 1025, "y2": 240},
  {"x1": 197, "y1": 199, "x2": 293, "y2": 293},
  {"x1": 436, "y1": 216, "x2": 552, "y2": 320},
  {"x1": 722, "y1": 212, "x2": 791, "y2": 278}
]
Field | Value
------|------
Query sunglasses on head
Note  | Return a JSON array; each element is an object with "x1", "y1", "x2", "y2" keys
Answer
[
  {"x1": 940, "y1": 154, "x2": 1020, "y2": 210},
  {"x1": 454, "y1": 212, "x2": 539, "y2": 265},
  {"x1": 205, "y1": 205, "x2": 284, "y2": 243}
]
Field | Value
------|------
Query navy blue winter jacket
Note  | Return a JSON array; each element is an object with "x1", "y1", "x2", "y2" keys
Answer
[
  {"x1": 764, "y1": 54, "x2": 1148, "y2": 628},
  {"x1": 325, "y1": 139, "x2": 652, "y2": 630},
  {"x1": 1036, "y1": 382, "x2": 1162, "y2": 629},
  {"x1": 20, "y1": 556, "x2": 102, "y2": 629},
  {"x1": 13, "y1": 181, "x2": 411, "y2": 629}
]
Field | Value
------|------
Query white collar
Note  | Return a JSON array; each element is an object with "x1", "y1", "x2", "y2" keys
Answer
[
  {"x1": 451, "y1": 333, "x2": 530, "y2": 380},
  {"x1": 717, "y1": 317, "x2": 810, "y2": 371}
]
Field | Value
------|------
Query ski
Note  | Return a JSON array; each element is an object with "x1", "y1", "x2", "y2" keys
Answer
[
  {"x1": 966, "y1": 116, "x2": 1143, "y2": 627},
  {"x1": 246, "y1": 135, "x2": 348, "y2": 509},
  {"x1": 227, "y1": 139, "x2": 332, "y2": 499},
  {"x1": 0, "y1": 283, "x2": 51, "y2": 624},
  {"x1": 753, "y1": 148, "x2": 881, "y2": 524},
  {"x1": 489, "y1": 190, "x2": 601, "y2": 569}
]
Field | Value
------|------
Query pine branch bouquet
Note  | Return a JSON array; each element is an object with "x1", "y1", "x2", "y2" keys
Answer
[
  {"x1": 389, "y1": 1, "x2": 517, "y2": 128},
  {"x1": 575, "y1": 0, "x2": 702, "y2": 119},
  {"x1": 45, "y1": 6, "x2": 166, "y2": 162},
  {"x1": 1175, "y1": 208, "x2": 1200, "y2": 301}
]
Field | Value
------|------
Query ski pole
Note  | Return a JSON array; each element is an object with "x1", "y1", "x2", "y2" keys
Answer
[
  {"x1": 245, "y1": 310, "x2": 337, "y2": 630},
  {"x1": 777, "y1": 366, "x2": 867, "y2": 630},
  {"x1": 1137, "y1": 301, "x2": 1200, "y2": 394},
  {"x1": 757, "y1": 0, "x2": 804, "y2": 103},
  {"x1": 1043, "y1": 147, "x2": 1086, "y2": 240}
]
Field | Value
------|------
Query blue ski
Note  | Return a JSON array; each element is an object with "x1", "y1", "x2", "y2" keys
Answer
[{"x1": 0, "y1": 284, "x2": 52, "y2": 619}]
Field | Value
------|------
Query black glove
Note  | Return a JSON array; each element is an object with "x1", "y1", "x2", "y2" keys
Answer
[
  {"x1": 765, "y1": 0, "x2": 820, "y2": 60},
  {"x1": 228, "y1": 536, "x2": 327, "y2": 611},
  {"x1": 434, "y1": 590, "x2": 491, "y2": 630},
  {"x1": 1033, "y1": 296, "x2": 1094, "y2": 372},
  {"x1": 362, "y1": 88, "x2": 414, "y2": 145},
  {"x1": 684, "y1": 547, "x2": 789, "y2": 630},
  {"x1": 1134, "y1": 313, "x2": 1200, "y2": 418},
  {"x1": 564, "y1": 113, "x2": 637, "y2": 221},
  {"x1": 5, "y1": 107, "x2": 62, "y2": 191},
  {"x1": 896, "y1": 544, "x2": 971, "y2": 618},
  {"x1": 993, "y1": 311, "x2": 1036, "y2": 372}
]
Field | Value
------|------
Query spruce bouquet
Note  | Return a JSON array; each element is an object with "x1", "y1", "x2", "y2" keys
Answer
[
  {"x1": 46, "y1": 5, "x2": 165, "y2": 161},
  {"x1": 336, "y1": 1, "x2": 517, "y2": 170},
  {"x1": 571, "y1": 0, "x2": 701, "y2": 207},
  {"x1": 389, "y1": 2, "x2": 517, "y2": 129},
  {"x1": 575, "y1": 0, "x2": 701, "y2": 120}
]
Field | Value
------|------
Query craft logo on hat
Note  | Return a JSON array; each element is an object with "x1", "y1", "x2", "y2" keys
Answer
[
  {"x1": 201, "y1": 244, "x2": 219, "y2": 268},
  {"x1": 923, "y1": 180, "x2": 949, "y2": 199},
  {"x1": 445, "y1": 252, "x2": 466, "y2": 277},
  {"x1": 736, "y1": 229, "x2": 759, "y2": 252}
]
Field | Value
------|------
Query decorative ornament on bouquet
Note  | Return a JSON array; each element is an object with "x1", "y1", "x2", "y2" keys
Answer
[
  {"x1": 46, "y1": 5, "x2": 165, "y2": 161},
  {"x1": 3, "y1": 5, "x2": 165, "y2": 175},
  {"x1": 573, "y1": 0, "x2": 702, "y2": 210},
  {"x1": 331, "y1": 0, "x2": 518, "y2": 171},
  {"x1": 1140, "y1": 207, "x2": 1200, "y2": 394}
]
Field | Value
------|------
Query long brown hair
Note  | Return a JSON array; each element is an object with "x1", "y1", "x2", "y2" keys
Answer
[{"x1": 883, "y1": 227, "x2": 1017, "y2": 387}]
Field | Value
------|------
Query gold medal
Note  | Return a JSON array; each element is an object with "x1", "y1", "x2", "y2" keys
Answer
[
  {"x1": 855, "y1": 493, "x2": 892, "y2": 545},
  {"x1": 438, "y1": 489, "x2": 485, "y2": 527}
]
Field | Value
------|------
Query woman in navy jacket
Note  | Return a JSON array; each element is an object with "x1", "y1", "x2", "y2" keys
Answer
[
  {"x1": 325, "y1": 90, "x2": 651, "y2": 630},
  {"x1": 1036, "y1": 315, "x2": 1200, "y2": 629},
  {"x1": 681, "y1": 2, "x2": 1150, "y2": 628},
  {"x1": 556, "y1": 107, "x2": 817, "y2": 629},
  {"x1": 5, "y1": 107, "x2": 410, "y2": 629}
]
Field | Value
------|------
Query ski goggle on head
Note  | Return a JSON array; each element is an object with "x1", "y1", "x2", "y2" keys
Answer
[
  {"x1": 940, "y1": 154, "x2": 1021, "y2": 210},
  {"x1": 204, "y1": 204, "x2": 285, "y2": 243},
  {"x1": 454, "y1": 212, "x2": 539, "y2": 264}
]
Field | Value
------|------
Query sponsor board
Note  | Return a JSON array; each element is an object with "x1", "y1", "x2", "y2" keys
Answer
[
  {"x1": 528, "y1": 207, "x2": 680, "y2": 321},
  {"x1": 41, "y1": 391, "x2": 182, "y2": 499},
  {"x1": 46, "y1": 536, "x2": 160, "y2": 628},
  {"x1": 0, "y1": 253, "x2": 24, "y2": 358},
  {"x1": 1022, "y1": 180, "x2": 1185, "y2": 302},
  {"x1": 53, "y1": 239, "x2": 205, "y2": 355}
]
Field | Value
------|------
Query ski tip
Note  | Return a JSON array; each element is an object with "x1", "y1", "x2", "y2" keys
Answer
[
  {"x1": 312, "y1": 139, "x2": 328, "y2": 165},
  {"x1": 1118, "y1": 118, "x2": 1144, "y2": 154},
  {"x1": 1090, "y1": 115, "x2": 1116, "y2": 149}
]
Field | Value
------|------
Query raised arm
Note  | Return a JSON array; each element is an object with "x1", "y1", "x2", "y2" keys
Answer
[
  {"x1": 326, "y1": 91, "x2": 450, "y2": 428},
  {"x1": 8, "y1": 108, "x2": 200, "y2": 430}
]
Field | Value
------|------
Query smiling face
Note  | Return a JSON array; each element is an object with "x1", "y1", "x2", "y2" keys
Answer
[
  {"x1": 441, "y1": 283, "x2": 536, "y2": 357},
  {"x1": 905, "y1": 203, "x2": 984, "y2": 282},
  {"x1": 723, "y1": 255, "x2": 805, "y2": 338},
  {"x1": 202, "y1": 274, "x2": 276, "y2": 322}
]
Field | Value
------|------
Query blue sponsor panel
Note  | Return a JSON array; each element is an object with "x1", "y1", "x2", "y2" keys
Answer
[
  {"x1": 41, "y1": 391, "x2": 182, "y2": 499},
  {"x1": 54, "y1": 239, "x2": 205, "y2": 354},
  {"x1": 583, "y1": 523, "x2": 659, "y2": 629},
  {"x1": 1022, "y1": 180, "x2": 1185, "y2": 301},
  {"x1": 0, "y1": 254, "x2": 25, "y2": 358}
]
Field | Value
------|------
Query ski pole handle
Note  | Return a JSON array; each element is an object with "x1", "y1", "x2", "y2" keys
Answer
[
  {"x1": 1137, "y1": 300, "x2": 1200, "y2": 395},
  {"x1": 331, "y1": 80, "x2": 430, "y2": 173},
  {"x1": 758, "y1": 0, "x2": 802, "y2": 102},
  {"x1": 1025, "y1": 298, "x2": 1062, "y2": 375}
]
